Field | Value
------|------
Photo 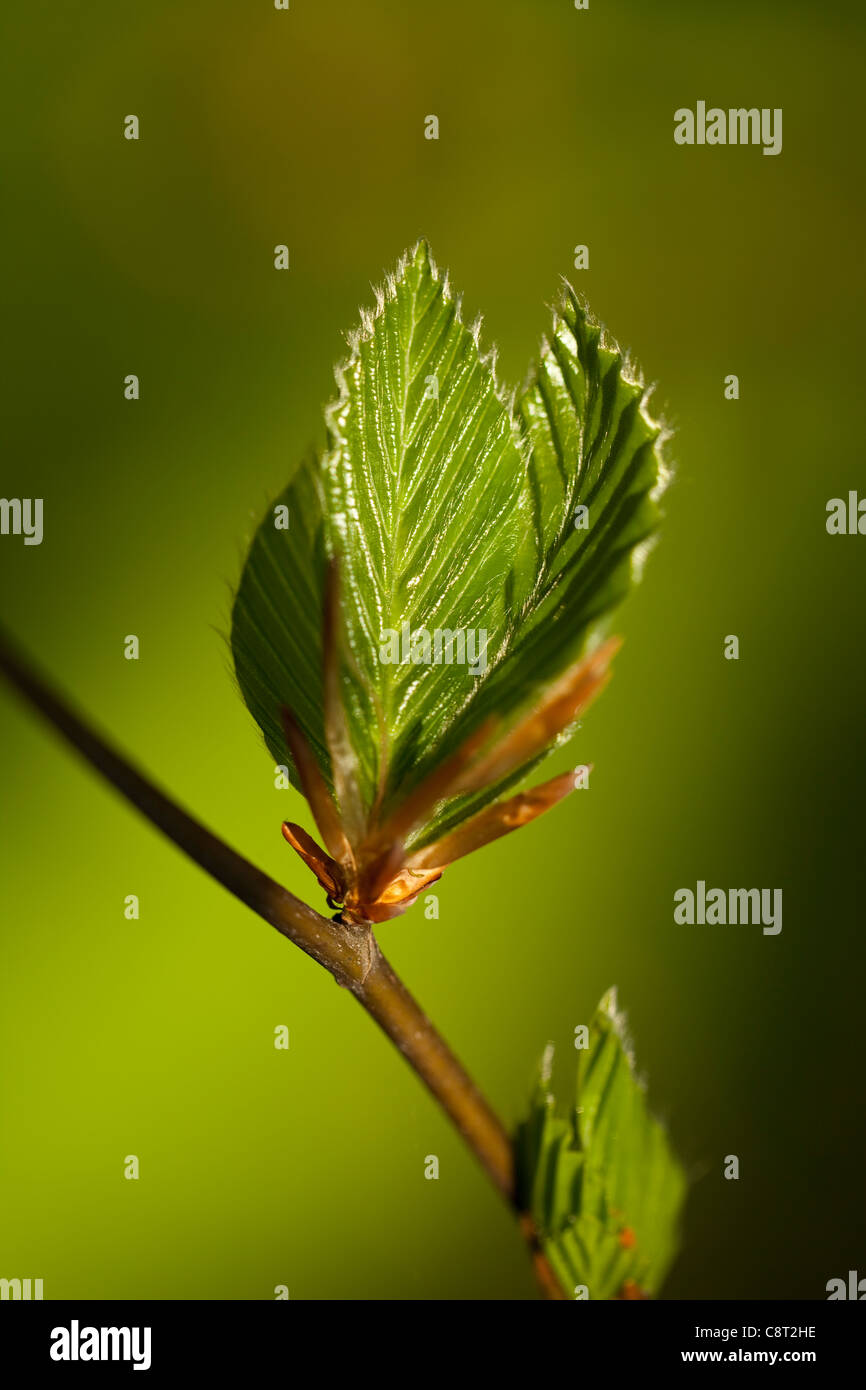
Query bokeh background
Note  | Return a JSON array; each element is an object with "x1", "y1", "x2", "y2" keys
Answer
[{"x1": 1, "y1": 0, "x2": 864, "y2": 1300}]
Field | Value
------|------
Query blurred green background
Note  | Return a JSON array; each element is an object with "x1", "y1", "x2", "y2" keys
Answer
[{"x1": 1, "y1": 0, "x2": 864, "y2": 1300}]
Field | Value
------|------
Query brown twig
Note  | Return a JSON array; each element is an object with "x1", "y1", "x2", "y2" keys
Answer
[{"x1": 0, "y1": 626, "x2": 564, "y2": 1299}]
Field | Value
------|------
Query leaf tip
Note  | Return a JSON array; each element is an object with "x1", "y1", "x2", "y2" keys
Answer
[{"x1": 598, "y1": 985, "x2": 641, "y2": 1078}]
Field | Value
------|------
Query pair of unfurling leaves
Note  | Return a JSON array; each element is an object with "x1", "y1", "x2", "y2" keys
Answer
[{"x1": 231, "y1": 242, "x2": 669, "y2": 925}]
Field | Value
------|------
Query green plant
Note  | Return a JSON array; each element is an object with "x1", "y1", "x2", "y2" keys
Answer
[
  {"x1": 517, "y1": 991, "x2": 686, "y2": 1300},
  {"x1": 0, "y1": 242, "x2": 684, "y2": 1299}
]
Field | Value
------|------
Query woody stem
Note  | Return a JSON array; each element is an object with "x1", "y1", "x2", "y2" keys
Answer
[
  {"x1": 0, "y1": 627, "x2": 565, "y2": 1300},
  {"x1": 347, "y1": 939, "x2": 514, "y2": 1197}
]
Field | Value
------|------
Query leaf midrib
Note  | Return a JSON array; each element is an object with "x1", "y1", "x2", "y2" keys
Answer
[{"x1": 380, "y1": 262, "x2": 423, "y2": 736}]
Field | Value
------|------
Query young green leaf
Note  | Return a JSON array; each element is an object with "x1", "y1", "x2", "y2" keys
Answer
[
  {"x1": 414, "y1": 290, "x2": 668, "y2": 845},
  {"x1": 516, "y1": 989, "x2": 687, "y2": 1300},
  {"x1": 323, "y1": 241, "x2": 526, "y2": 812},
  {"x1": 232, "y1": 453, "x2": 329, "y2": 794},
  {"x1": 230, "y1": 244, "x2": 669, "y2": 922},
  {"x1": 484, "y1": 291, "x2": 665, "y2": 718}
]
